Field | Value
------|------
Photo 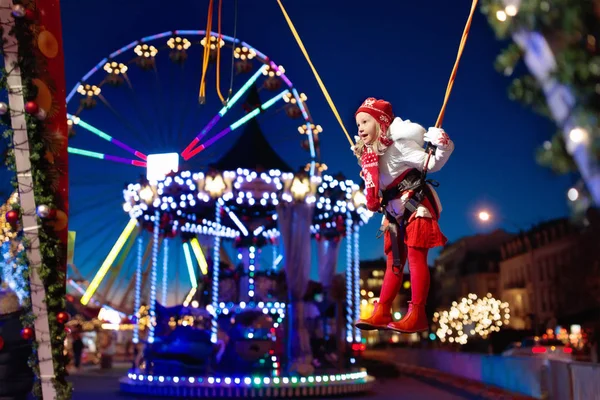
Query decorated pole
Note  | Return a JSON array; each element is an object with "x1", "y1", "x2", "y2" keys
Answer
[
  {"x1": 0, "y1": 0, "x2": 71, "y2": 398},
  {"x1": 0, "y1": 19, "x2": 56, "y2": 400}
]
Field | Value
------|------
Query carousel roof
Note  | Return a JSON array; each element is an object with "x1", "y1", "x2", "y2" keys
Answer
[{"x1": 211, "y1": 85, "x2": 293, "y2": 173}]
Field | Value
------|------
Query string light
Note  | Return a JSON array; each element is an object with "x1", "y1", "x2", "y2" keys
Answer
[
  {"x1": 248, "y1": 246, "x2": 256, "y2": 299},
  {"x1": 148, "y1": 211, "x2": 160, "y2": 344},
  {"x1": 162, "y1": 238, "x2": 169, "y2": 306},
  {"x1": 433, "y1": 293, "x2": 510, "y2": 345},
  {"x1": 133, "y1": 230, "x2": 143, "y2": 344},
  {"x1": 353, "y1": 224, "x2": 361, "y2": 342},
  {"x1": 123, "y1": 169, "x2": 372, "y2": 238},
  {"x1": 345, "y1": 216, "x2": 353, "y2": 343},
  {"x1": 211, "y1": 202, "x2": 222, "y2": 343}
]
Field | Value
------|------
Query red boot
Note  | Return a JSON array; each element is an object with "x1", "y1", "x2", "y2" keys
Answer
[
  {"x1": 355, "y1": 300, "x2": 392, "y2": 331},
  {"x1": 387, "y1": 246, "x2": 430, "y2": 333},
  {"x1": 355, "y1": 225, "x2": 406, "y2": 331},
  {"x1": 387, "y1": 301, "x2": 429, "y2": 333}
]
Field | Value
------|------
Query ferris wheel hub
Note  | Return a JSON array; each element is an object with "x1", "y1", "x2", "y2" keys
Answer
[{"x1": 147, "y1": 153, "x2": 180, "y2": 182}]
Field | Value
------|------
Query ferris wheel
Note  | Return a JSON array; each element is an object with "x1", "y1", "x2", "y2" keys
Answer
[{"x1": 66, "y1": 30, "x2": 329, "y2": 310}]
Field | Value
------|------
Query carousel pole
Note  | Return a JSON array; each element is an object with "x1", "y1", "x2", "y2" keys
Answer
[
  {"x1": 133, "y1": 226, "x2": 143, "y2": 344},
  {"x1": 353, "y1": 224, "x2": 361, "y2": 343},
  {"x1": 345, "y1": 214, "x2": 354, "y2": 344},
  {"x1": 211, "y1": 202, "x2": 222, "y2": 343},
  {"x1": 161, "y1": 237, "x2": 169, "y2": 306},
  {"x1": 147, "y1": 211, "x2": 160, "y2": 343}
]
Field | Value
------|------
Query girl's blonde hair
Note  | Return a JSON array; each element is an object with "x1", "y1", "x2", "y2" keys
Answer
[{"x1": 352, "y1": 124, "x2": 387, "y2": 164}]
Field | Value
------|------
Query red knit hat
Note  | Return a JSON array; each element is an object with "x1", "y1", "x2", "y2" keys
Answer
[{"x1": 355, "y1": 97, "x2": 394, "y2": 146}]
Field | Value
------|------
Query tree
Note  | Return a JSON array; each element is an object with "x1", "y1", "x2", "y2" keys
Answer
[{"x1": 481, "y1": 0, "x2": 600, "y2": 210}]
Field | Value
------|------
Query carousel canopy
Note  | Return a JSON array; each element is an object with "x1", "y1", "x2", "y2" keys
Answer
[{"x1": 210, "y1": 87, "x2": 292, "y2": 173}]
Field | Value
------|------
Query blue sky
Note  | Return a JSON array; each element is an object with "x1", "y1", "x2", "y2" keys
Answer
[{"x1": 48, "y1": 0, "x2": 574, "y2": 302}]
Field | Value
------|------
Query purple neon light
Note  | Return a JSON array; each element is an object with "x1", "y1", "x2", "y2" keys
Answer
[
  {"x1": 104, "y1": 154, "x2": 146, "y2": 167},
  {"x1": 141, "y1": 31, "x2": 173, "y2": 42},
  {"x1": 110, "y1": 138, "x2": 147, "y2": 160},
  {"x1": 109, "y1": 41, "x2": 139, "y2": 59},
  {"x1": 269, "y1": 61, "x2": 292, "y2": 87},
  {"x1": 242, "y1": 41, "x2": 267, "y2": 60}
]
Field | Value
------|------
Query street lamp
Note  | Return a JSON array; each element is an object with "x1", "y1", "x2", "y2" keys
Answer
[{"x1": 478, "y1": 210, "x2": 491, "y2": 222}]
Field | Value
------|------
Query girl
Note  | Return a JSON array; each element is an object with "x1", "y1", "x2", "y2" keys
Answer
[{"x1": 352, "y1": 97, "x2": 454, "y2": 333}]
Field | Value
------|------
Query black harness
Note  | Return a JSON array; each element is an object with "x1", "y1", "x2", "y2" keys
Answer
[{"x1": 376, "y1": 144, "x2": 440, "y2": 275}]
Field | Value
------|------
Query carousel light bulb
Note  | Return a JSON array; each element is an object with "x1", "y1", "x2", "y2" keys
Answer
[
  {"x1": 496, "y1": 10, "x2": 507, "y2": 21},
  {"x1": 567, "y1": 187, "x2": 579, "y2": 201}
]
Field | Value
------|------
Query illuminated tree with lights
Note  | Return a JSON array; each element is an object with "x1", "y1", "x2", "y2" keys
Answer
[{"x1": 433, "y1": 293, "x2": 510, "y2": 345}]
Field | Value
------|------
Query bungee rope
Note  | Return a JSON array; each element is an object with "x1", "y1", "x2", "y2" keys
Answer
[
  {"x1": 199, "y1": 0, "x2": 214, "y2": 104},
  {"x1": 276, "y1": 0, "x2": 479, "y2": 148}
]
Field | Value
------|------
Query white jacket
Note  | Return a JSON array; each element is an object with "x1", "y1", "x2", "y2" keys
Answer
[{"x1": 379, "y1": 117, "x2": 454, "y2": 220}]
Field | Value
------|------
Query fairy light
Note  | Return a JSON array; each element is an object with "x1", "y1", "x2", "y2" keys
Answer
[
  {"x1": 211, "y1": 202, "x2": 222, "y2": 343},
  {"x1": 353, "y1": 224, "x2": 361, "y2": 342},
  {"x1": 148, "y1": 211, "x2": 160, "y2": 344},
  {"x1": 248, "y1": 246, "x2": 256, "y2": 299},
  {"x1": 433, "y1": 293, "x2": 510, "y2": 345},
  {"x1": 133, "y1": 230, "x2": 143, "y2": 344},
  {"x1": 345, "y1": 217, "x2": 354, "y2": 343},
  {"x1": 272, "y1": 243, "x2": 278, "y2": 270},
  {"x1": 568, "y1": 187, "x2": 579, "y2": 201},
  {"x1": 161, "y1": 238, "x2": 169, "y2": 306},
  {"x1": 504, "y1": 5, "x2": 518, "y2": 16}
]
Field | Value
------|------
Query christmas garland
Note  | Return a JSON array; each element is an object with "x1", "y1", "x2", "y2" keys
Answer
[
  {"x1": 480, "y1": 0, "x2": 600, "y2": 175},
  {"x1": 0, "y1": 2, "x2": 71, "y2": 399}
]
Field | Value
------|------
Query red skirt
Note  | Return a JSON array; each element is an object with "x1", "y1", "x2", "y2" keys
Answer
[{"x1": 404, "y1": 195, "x2": 447, "y2": 249}]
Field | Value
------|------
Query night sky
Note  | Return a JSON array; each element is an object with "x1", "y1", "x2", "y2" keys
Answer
[{"x1": 51, "y1": 0, "x2": 574, "y2": 298}]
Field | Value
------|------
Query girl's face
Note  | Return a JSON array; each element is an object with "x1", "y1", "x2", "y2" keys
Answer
[{"x1": 355, "y1": 112, "x2": 378, "y2": 145}]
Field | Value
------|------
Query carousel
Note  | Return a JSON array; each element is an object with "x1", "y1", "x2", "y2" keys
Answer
[
  {"x1": 116, "y1": 114, "x2": 374, "y2": 397},
  {"x1": 60, "y1": 23, "x2": 375, "y2": 396}
]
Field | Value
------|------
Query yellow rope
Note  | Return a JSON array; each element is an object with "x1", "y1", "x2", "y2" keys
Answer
[
  {"x1": 215, "y1": 0, "x2": 226, "y2": 104},
  {"x1": 276, "y1": 0, "x2": 478, "y2": 146},
  {"x1": 435, "y1": 0, "x2": 479, "y2": 128},
  {"x1": 199, "y1": 0, "x2": 214, "y2": 103},
  {"x1": 275, "y1": 0, "x2": 354, "y2": 147}
]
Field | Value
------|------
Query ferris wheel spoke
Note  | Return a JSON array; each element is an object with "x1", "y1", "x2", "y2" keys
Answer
[
  {"x1": 68, "y1": 114, "x2": 147, "y2": 160},
  {"x1": 121, "y1": 73, "x2": 166, "y2": 146},
  {"x1": 181, "y1": 64, "x2": 268, "y2": 158},
  {"x1": 80, "y1": 218, "x2": 139, "y2": 305},
  {"x1": 149, "y1": 63, "x2": 170, "y2": 149},
  {"x1": 183, "y1": 88, "x2": 289, "y2": 160},
  {"x1": 68, "y1": 146, "x2": 147, "y2": 167},
  {"x1": 96, "y1": 94, "x2": 154, "y2": 149}
]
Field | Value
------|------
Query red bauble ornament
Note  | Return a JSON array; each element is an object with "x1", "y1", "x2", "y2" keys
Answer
[
  {"x1": 0, "y1": 336, "x2": 4, "y2": 351},
  {"x1": 56, "y1": 311, "x2": 70, "y2": 324},
  {"x1": 24, "y1": 9, "x2": 35, "y2": 21},
  {"x1": 24, "y1": 101, "x2": 38, "y2": 115},
  {"x1": 20, "y1": 327, "x2": 34, "y2": 340},
  {"x1": 5, "y1": 210, "x2": 19, "y2": 225}
]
